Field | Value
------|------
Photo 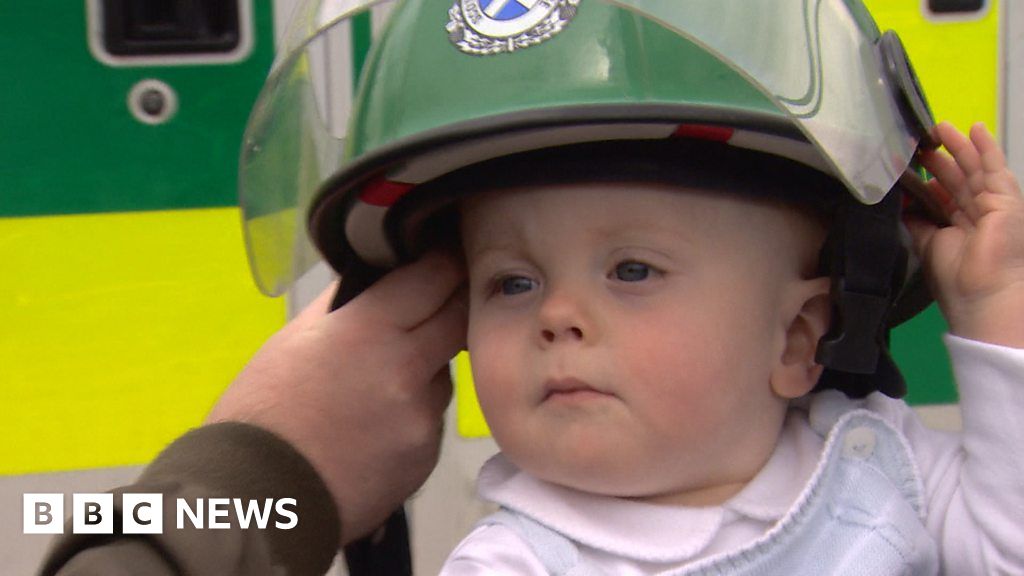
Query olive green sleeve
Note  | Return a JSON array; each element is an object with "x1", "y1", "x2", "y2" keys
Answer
[{"x1": 37, "y1": 422, "x2": 341, "y2": 576}]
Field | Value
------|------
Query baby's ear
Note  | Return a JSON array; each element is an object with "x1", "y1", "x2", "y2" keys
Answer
[{"x1": 771, "y1": 277, "x2": 831, "y2": 399}]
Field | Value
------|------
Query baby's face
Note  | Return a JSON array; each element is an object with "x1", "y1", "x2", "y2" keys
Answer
[{"x1": 461, "y1": 183, "x2": 823, "y2": 505}]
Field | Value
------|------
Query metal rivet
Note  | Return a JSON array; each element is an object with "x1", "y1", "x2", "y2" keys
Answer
[
  {"x1": 128, "y1": 79, "x2": 178, "y2": 125},
  {"x1": 139, "y1": 89, "x2": 166, "y2": 116}
]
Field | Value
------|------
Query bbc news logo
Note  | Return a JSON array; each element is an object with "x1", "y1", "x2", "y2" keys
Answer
[{"x1": 24, "y1": 493, "x2": 298, "y2": 534}]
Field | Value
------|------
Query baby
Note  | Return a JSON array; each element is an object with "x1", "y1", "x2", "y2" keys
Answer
[
  {"x1": 439, "y1": 123, "x2": 1024, "y2": 574},
  {"x1": 462, "y1": 184, "x2": 828, "y2": 507}
]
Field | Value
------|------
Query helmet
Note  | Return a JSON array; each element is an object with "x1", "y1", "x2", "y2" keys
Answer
[{"x1": 240, "y1": 0, "x2": 941, "y2": 397}]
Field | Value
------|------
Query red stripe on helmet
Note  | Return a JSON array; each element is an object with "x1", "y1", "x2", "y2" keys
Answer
[
  {"x1": 672, "y1": 124, "x2": 735, "y2": 142},
  {"x1": 360, "y1": 178, "x2": 415, "y2": 207}
]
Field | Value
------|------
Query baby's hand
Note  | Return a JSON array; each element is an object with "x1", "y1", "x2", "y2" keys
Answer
[{"x1": 905, "y1": 122, "x2": 1024, "y2": 348}]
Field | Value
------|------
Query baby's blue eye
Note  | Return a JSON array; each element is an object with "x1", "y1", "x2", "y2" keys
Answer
[
  {"x1": 498, "y1": 276, "x2": 536, "y2": 295},
  {"x1": 613, "y1": 261, "x2": 651, "y2": 282}
]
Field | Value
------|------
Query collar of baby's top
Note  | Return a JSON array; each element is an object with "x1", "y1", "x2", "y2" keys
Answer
[{"x1": 477, "y1": 409, "x2": 824, "y2": 563}]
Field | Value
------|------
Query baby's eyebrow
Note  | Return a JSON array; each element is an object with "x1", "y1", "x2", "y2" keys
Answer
[
  {"x1": 590, "y1": 223, "x2": 694, "y2": 247},
  {"x1": 465, "y1": 243, "x2": 520, "y2": 264}
]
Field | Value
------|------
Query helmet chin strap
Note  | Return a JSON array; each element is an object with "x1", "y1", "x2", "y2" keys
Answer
[
  {"x1": 815, "y1": 190, "x2": 909, "y2": 399},
  {"x1": 809, "y1": 27, "x2": 936, "y2": 399},
  {"x1": 342, "y1": 507, "x2": 413, "y2": 575}
]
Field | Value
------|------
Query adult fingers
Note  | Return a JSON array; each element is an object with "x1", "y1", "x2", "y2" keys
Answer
[
  {"x1": 283, "y1": 280, "x2": 340, "y2": 334},
  {"x1": 411, "y1": 284, "x2": 469, "y2": 369},
  {"x1": 394, "y1": 287, "x2": 465, "y2": 427},
  {"x1": 352, "y1": 251, "x2": 467, "y2": 331},
  {"x1": 425, "y1": 368, "x2": 456, "y2": 427}
]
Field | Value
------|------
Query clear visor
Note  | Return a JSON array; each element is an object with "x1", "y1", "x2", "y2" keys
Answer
[
  {"x1": 240, "y1": 0, "x2": 398, "y2": 296},
  {"x1": 239, "y1": 0, "x2": 922, "y2": 295}
]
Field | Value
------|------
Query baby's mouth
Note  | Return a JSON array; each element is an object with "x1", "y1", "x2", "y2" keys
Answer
[{"x1": 542, "y1": 377, "x2": 614, "y2": 402}]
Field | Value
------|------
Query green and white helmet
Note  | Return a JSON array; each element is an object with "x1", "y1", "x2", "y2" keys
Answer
[{"x1": 240, "y1": 0, "x2": 941, "y2": 398}]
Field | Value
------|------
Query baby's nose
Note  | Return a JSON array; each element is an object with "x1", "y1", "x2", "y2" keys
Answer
[{"x1": 541, "y1": 326, "x2": 584, "y2": 343}]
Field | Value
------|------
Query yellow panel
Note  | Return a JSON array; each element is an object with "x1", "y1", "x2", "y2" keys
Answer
[
  {"x1": 453, "y1": 351, "x2": 490, "y2": 438},
  {"x1": 0, "y1": 208, "x2": 285, "y2": 475},
  {"x1": 865, "y1": 0, "x2": 999, "y2": 133}
]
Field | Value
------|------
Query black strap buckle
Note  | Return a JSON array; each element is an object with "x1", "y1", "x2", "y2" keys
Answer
[{"x1": 816, "y1": 278, "x2": 891, "y2": 375}]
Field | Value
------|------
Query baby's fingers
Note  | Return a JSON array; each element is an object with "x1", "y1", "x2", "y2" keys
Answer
[
  {"x1": 919, "y1": 127, "x2": 977, "y2": 221},
  {"x1": 903, "y1": 215, "x2": 938, "y2": 261},
  {"x1": 969, "y1": 123, "x2": 1022, "y2": 202},
  {"x1": 935, "y1": 122, "x2": 984, "y2": 178},
  {"x1": 918, "y1": 149, "x2": 978, "y2": 224},
  {"x1": 970, "y1": 122, "x2": 1007, "y2": 175}
]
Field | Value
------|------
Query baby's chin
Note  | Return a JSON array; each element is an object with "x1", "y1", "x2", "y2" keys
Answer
[
  {"x1": 518, "y1": 457, "x2": 669, "y2": 499},
  {"x1": 540, "y1": 468, "x2": 745, "y2": 506},
  {"x1": 513, "y1": 454, "x2": 740, "y2": 506},
  {"x1": 494, "y1": 430, "x2": 710, "y2": 500}
]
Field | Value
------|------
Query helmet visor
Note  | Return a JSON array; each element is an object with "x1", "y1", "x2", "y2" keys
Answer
[
  {"x1": 240, "y1": 0, "x2": 398, "y2": 296},
  {"x1": 240, "y1": 0, "x2": 925, "y2": 295}
]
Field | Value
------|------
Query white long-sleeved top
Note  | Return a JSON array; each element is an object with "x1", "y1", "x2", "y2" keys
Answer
[{"x1": 440, "y1": 335, "x2": 1024, "y2": 575}]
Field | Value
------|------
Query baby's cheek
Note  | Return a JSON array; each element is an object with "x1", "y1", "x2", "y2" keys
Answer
[
  {"x1": 622, "y1": 333, "x2": 711, "y2": 383},
  {"x1": 468, "y1": 341, "x2": 517, "y2": 409}
]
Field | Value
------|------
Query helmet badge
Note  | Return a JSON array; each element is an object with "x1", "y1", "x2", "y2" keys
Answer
[{"x1": 447, "y1": 0, "x2": 580, "y2": 55}]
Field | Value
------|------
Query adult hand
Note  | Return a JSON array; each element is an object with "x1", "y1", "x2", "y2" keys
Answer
[{"x1": 207, "y1": 251, "x2": 467, "y2": 544}]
